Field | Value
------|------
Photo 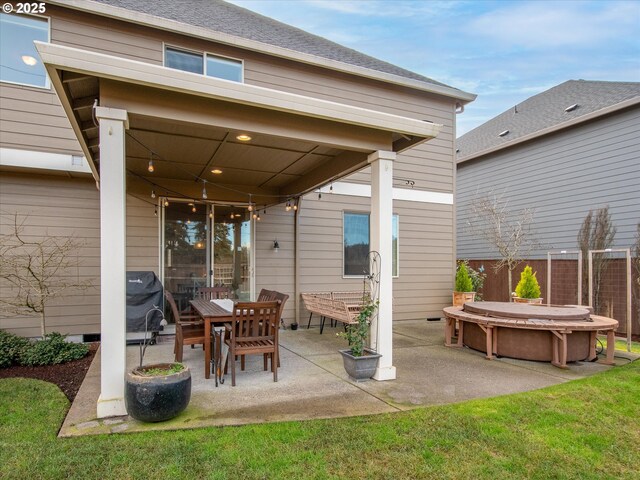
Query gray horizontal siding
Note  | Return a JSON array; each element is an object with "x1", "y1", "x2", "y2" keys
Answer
[{"x1": 457, "y1": 107, "x2": 640, "y2": 260}]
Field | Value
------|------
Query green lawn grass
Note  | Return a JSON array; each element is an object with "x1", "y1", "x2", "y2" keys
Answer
[
  {"x1": 1, "y1": 361, "x2": 639, "y2": 480},
  {"x1": 599, "y1": 336, "x2": 640, "y2": 354}
]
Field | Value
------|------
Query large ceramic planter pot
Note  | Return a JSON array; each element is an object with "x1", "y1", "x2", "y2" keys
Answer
[
  {"x1": 125, "y1": 363, "x2": 191, "y2": 422},
  {"x1": 453, "y1": 291, "x2": 476, "y2": 307},
  {"x1": 339, "y1": 348, "x2": 382, "y2": 382},
  {"x1": 513, "y1": 297, "x2": 543, "y2": 305}
]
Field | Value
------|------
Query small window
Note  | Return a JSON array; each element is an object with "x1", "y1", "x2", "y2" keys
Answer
[
  {"x1": 206, "y1": 54, "x2": 242, "y2": 82},
  {"x1": 165, "y1": 47, "x2": 203, "y2": 74},
  {"x1": 0, "y1": 13, "x2": 49, "y2": 88},
  {"x1": 343, "y1": 212, "x2": 399, "y2": 277}
]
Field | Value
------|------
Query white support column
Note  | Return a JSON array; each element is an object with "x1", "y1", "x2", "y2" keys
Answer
[
  {"x1": 95, "y1": 107, "x2": 129, "y2": 418},
  {"x1": 368, "y1": 150, "x2": 396, "y2": 381}
]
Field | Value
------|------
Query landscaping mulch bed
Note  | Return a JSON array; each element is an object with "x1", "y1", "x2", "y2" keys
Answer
[{"x1": 0, "y1": 343, "x2": 98, "y2": 402}]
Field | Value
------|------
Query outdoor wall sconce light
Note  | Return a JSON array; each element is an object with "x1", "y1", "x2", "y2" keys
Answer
[{"x1": 273, "y1": 240, "x2": 280, "y2": 253}]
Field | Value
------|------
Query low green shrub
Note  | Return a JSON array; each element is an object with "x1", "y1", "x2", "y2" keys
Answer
[
  {"x1": 515, "y1": 265, "x2": 541, "y2": 299},
  {"x1": 454, "y1": 261, "x2": 474, "y2": 292},
  {"x1": 18, "y1": 332, "x2": 89, "y2": 367},
  {"x1": 0, "y1": 330, "x2": 30, "y2": 368}
]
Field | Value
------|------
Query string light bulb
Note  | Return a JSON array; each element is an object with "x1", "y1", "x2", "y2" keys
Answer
[
  {"x1": 230, "y1": 212, "x2": 234, "y2": 220},
  {"x1": 293, "y1": 199, "x2": 298, "y2": 211},
  {"x1": 163, "y1": 198, "x2": 169, "y2": 207},
  {"x1": 318, "y1": 191, "x2": 322, "y2": 200},
  {"x1": 285, "y1": 200, "x2": 291, "y2": 212},
  {"x1": 330, "y1": 184, "x2": 333, "y2": 192},
  {"x1": 154, "y1": 206, "x2": 158, "y2": 217},
  {"x1": 252, "y1": 212, "x2": 257, "y2": 220},
  {"x1": 202, "y1": 181, "x2": 208, "y2": 200},
  {"x1": 256, "y1": 213, "x2": 261, "y2": 221},
  {"x1": 247, "y1": 194, "x2": 253, "y2": 212},
  {"x1": 191, "y1": 205, "x2": 197, "y2": 213},
  {"x1": 148, "y1": 154, "x2": 155, "y2": 173},
  {"x1": 209, "y1": 210, "x2": 213, "y2": 219},
  {"x1": 151, "y1": 189, "x2": 156, "y2": 199}
]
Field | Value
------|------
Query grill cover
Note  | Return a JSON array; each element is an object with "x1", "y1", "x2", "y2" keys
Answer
[{"x1": 126, "y1": 271, "x2": 164, "y2": 332}]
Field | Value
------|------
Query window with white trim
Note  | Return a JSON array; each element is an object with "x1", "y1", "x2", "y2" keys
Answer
[
  {"x1": 343, "y1": 212, "x2": 399, "y2": 277},
  {"x1": 165, "y1": 46, "x2": 243, "y2": 82},
  {"x1": 0, "y1": 13, "x2": 49, "y2": 88}
]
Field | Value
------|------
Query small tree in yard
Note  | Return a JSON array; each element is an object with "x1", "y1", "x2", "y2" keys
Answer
[
  {"x1": 577, "y1": 207, "x2": 616, "y2": 310},
  {"x1": 455, "y1": 262, "x2": 474, "y2": 292},
  {"x1": 515, "y1": 265, "x2": 541, "y2": 299},
  {"x1": 466, "y1": 191, "x2": 540, "y2": 298},
  {"x1": 0, "y1": 213, "x2": 91, "y2": 338}
]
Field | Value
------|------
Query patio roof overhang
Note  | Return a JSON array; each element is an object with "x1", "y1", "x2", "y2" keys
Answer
[
  {"x1": 36, "y1": 42, "x2": 441, "y2": 205},
  {"x1": 36, "y1": 41, "x2": 439, "y2": 417}
]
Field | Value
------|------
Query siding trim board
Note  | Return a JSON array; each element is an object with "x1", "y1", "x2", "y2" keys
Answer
[
  {"x1": 0, "y1": 147, "x2": 90, "y2": 173},
  {"x1": 319, "y1": 181, "x2": 453, "y2": 205}
]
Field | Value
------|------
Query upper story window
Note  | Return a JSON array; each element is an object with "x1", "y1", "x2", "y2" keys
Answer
[
  {"x1": 0, "y1": 13, "x2": 49, "y2": 88},
  {"x1": 343, "y1": 212, "x2": 399, "y2": 278},
  {"x1": 165, "y1": 46, "x2": 243, "y2": 82}
]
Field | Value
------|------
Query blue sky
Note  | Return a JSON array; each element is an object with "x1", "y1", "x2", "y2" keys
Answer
[{"x1": 229, "y1": 0, "x2": 640, "y2": 136}]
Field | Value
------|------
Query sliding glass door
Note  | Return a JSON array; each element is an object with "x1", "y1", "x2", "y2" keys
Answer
[
  {"x1": 161, "y1": 202, "x2": 253, "y2": 304},
  {"x1": 211, "y1": 205, "x2": 252, "y2": 301}
]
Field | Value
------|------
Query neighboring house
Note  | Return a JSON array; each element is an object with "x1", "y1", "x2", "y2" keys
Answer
[
  {"x1": 457, "y1": 80, "x2": 640, "y2": 258},
  {"x1": 0, "y1": 1, "x2": 474, "y2": 414},
  {"x1": 456, "y1": 80, "x2": 640, "y2": 332}
]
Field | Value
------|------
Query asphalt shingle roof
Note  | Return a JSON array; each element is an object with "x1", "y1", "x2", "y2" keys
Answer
[
  {"x1": 457, "y1": 80, "x2": 640, "y2": 163},
  {"x1": 93, "y1": 0, "x2": 454, "y2": 90}
]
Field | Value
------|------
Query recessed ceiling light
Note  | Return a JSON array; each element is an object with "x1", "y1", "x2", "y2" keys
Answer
[
  {"x1": 21, "y1": 55, "x2": 37, "y2": 66},
  {"x1": 211, "y1": 168, "x2": 223, "y2": 174},
  {"x1": 236, "y1": 134, "x2": 252, "y2": 142}
]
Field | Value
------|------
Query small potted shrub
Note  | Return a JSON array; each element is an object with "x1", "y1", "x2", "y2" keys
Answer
[
  {"x1": 513, "y1": 265, "x2": 543, "y2": 304},
  {"x1": 453, "y1": 261, "x2": 476, "y2": 306},
  {"x1": 338, "y1": 298, "x2": 381, "y2": 381}
]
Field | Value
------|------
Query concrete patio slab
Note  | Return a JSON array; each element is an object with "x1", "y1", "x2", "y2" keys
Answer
[{"x1": 60, "y1": 319, "x2": 632, "y2": 437}]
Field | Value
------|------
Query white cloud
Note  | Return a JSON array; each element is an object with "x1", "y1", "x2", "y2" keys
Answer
[
  {"x1": 303, "y1": 0, "x2": 465, "y2": 18},
  {"x1": 469, "y1": 1, "x2": 640, "y2": 48}
]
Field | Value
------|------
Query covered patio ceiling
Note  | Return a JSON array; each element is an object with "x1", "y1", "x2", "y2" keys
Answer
[{"x1": 36, "y1": 42, "x2": 441, "y2": 206}]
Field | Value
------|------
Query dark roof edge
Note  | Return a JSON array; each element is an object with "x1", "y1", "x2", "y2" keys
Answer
[
  {"x1": 457, "y1": 96, "x2": 640, "y2": 165},
  {"x1": 48, "y1": 0, "x2": 476, "y2": 103}
]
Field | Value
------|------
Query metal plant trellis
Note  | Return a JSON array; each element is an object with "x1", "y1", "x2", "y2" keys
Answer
[
  {"x1": 547, "y1": 250, "x2": 582, "y2": 306},
  {"x1": 588, "y1": 248, "x2": 632, "y2": 352},
  {"x1": 363, "y1": 251, "x2": 381, "y2": 352}
]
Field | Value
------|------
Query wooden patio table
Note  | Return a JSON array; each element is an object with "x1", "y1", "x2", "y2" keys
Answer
[{"x1": 190, "y1": 298, "x2": 233, "y2": 380}]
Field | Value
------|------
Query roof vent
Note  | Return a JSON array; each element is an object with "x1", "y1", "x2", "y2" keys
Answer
[
  {"x1": 498, "y1": 130, "x2": 510, "y2": 137},
  {"x1": 565, "y1": 104, "x2": 579, "y2": 112}
]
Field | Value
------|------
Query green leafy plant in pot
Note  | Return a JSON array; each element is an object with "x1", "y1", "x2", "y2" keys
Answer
[
  {"x1": 453, "y1": 261, "x2": 476, "y2": 306},
  {"x1": 513, "y1": 265, "x2": 543, "y2": 304},
  {"x1": 338, "y1": 297, "x2": 381, "y2": 381}
]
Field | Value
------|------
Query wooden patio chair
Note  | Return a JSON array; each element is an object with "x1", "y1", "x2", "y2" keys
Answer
[
  {"x1": 165, "y1": 290, "x2": 205, "y2": 362},
  {"x1": 224, "y1": 301, "x2": 280, "y2": 386},
  {"x1": 195, "y1": 286, "x2": 232, "y2": 300}
]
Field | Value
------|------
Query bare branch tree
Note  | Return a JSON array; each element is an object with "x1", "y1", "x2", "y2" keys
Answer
[
  {"x1": 0, "y1": 212, "x2": 92, "y2": 337},
  {"x1": 466, "y1": 191, "x2": 540, "y2": 297},
  {"x1": 577, "y1": 207, "x2": 616, "y2": 311}
]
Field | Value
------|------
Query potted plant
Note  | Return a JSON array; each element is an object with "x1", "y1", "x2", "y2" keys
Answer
[
  {"x1": 124, "y1": 306, "x2": 191, "y2": 422},
  {"x1": 453, "y1": 261, "x2": 476, "y2": 306},
  {"x1": 338, "y1": 298, "x2": 381, "y2": 381},
  {"x1": 513, "y1": 265, "x2": 543, "y2": 304}
]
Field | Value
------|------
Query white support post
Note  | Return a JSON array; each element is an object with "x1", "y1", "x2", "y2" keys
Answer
[
  {"x1": 95, "y1": 107, "x2": 129, "y2": 418},
  {"x1": 368, "y1": 150, "x2": 396, "y2": 381}
]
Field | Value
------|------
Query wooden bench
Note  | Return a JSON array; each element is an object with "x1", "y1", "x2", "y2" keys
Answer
[{"x1": 301, "y1": 291, "x2": 369, "y2": 334}]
